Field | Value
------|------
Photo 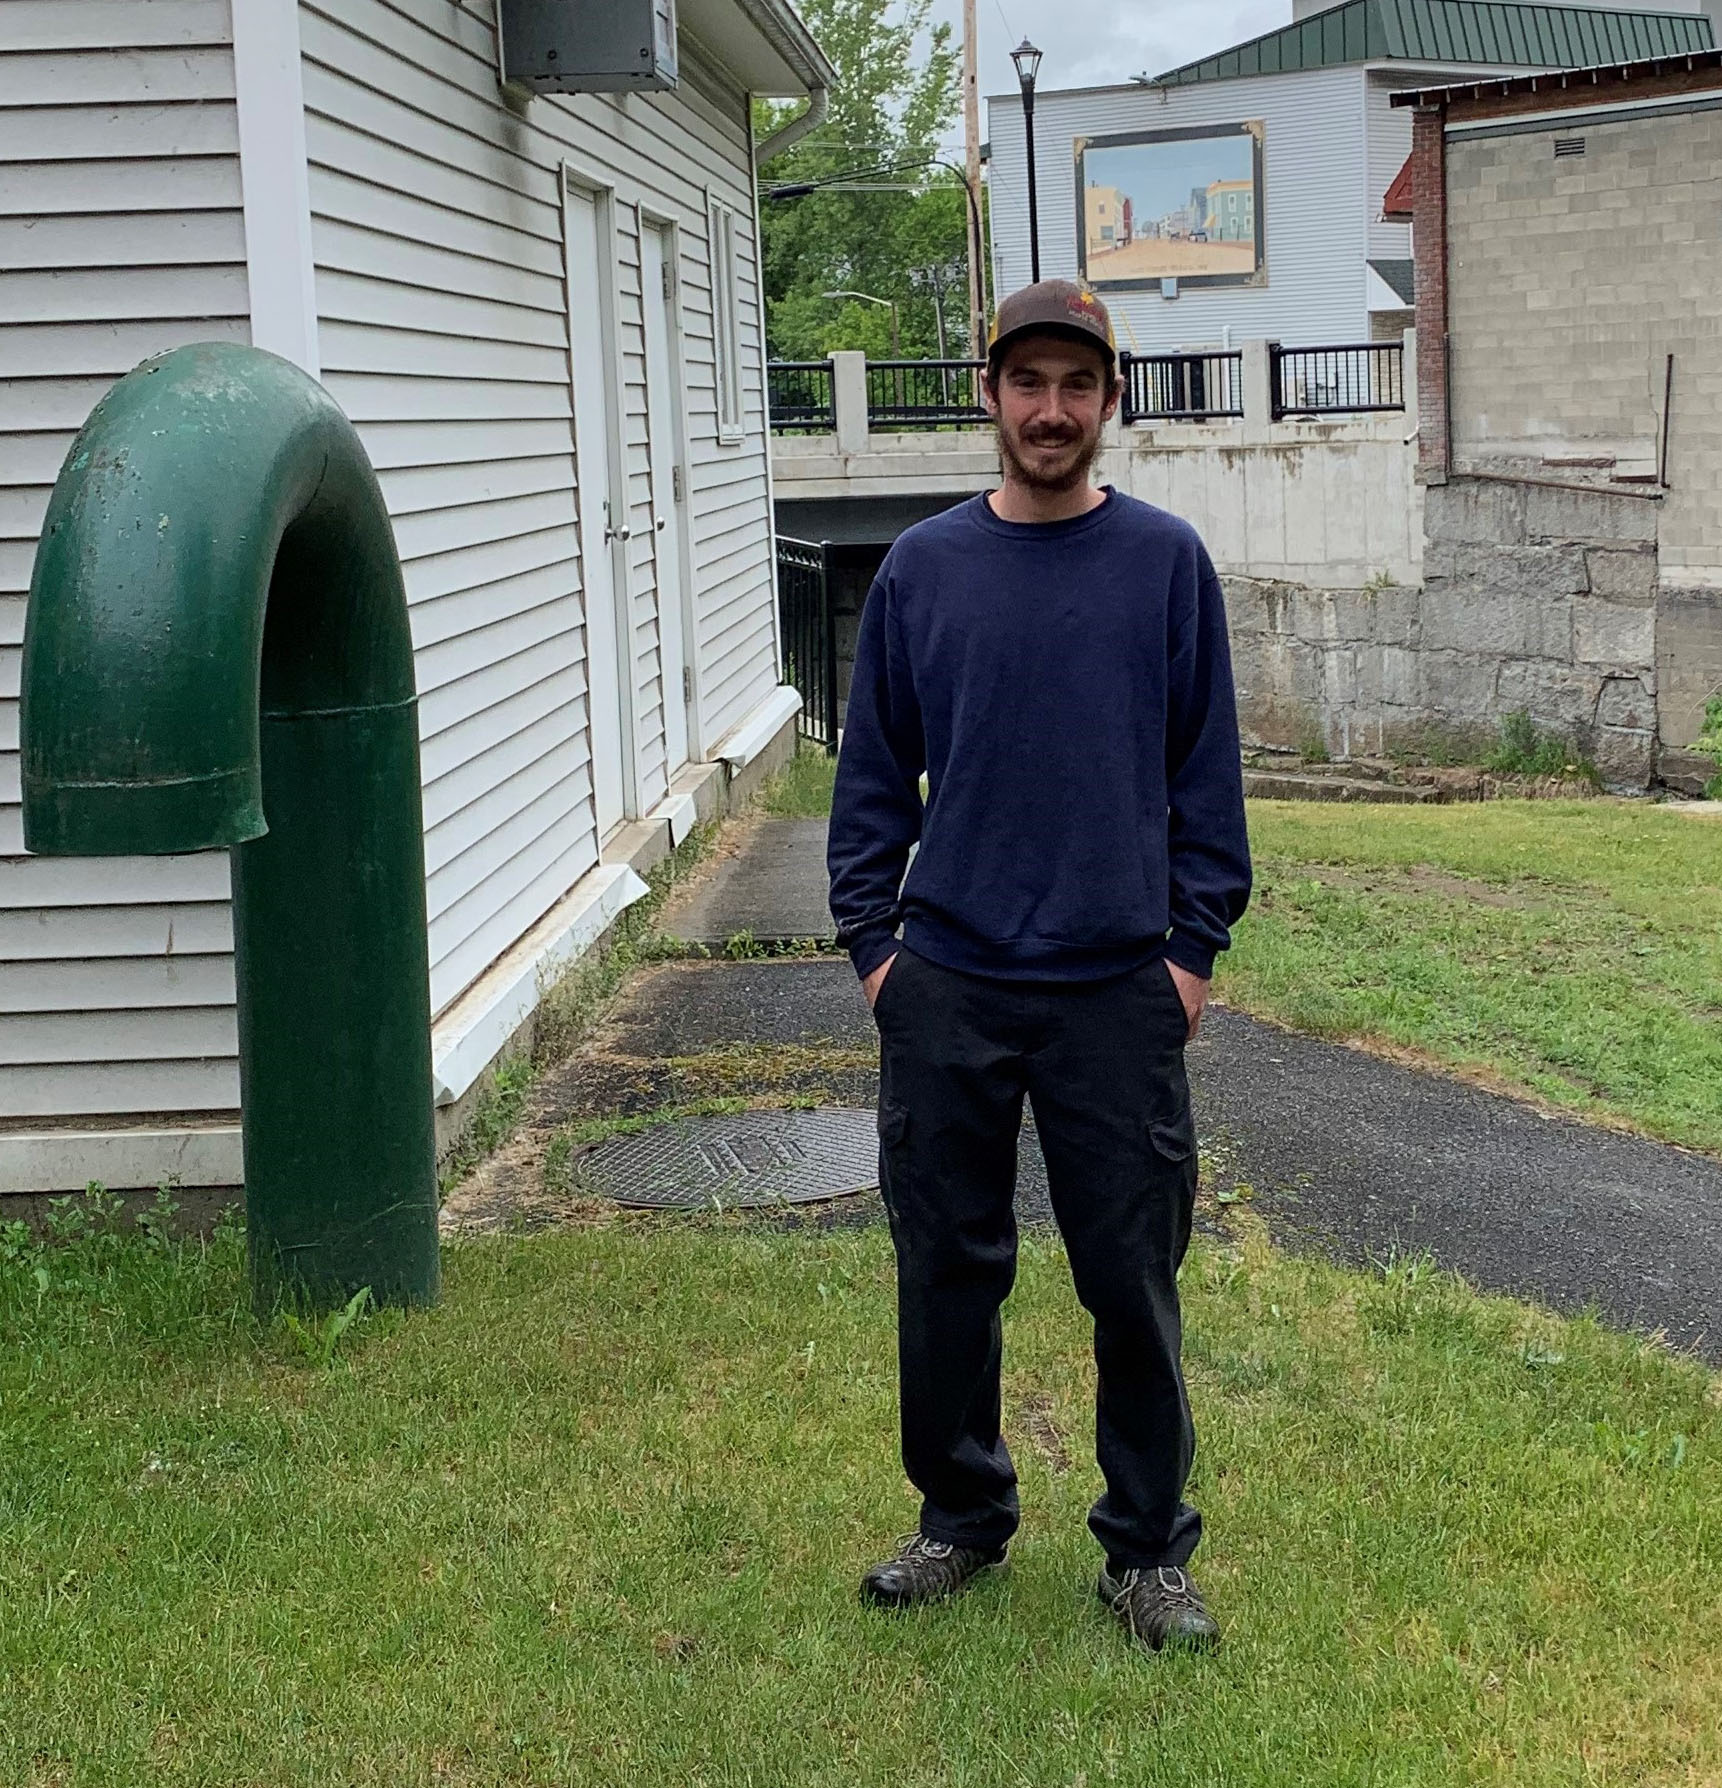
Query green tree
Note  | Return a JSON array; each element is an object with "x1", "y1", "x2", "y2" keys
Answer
[{"x1": 754, "y1": 0, "x2": 969, "y2": 359}]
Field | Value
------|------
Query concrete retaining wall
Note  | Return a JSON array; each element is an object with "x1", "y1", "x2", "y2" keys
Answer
[
  {"x1": 1227, "y1": 473, "x2": 1665, "y2": 786},
  {"x1": 1106, "y1": 416, "x2": 1422, "y2": 592}
]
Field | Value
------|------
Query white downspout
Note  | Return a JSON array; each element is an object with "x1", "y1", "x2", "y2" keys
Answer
[{"x1": 754, "y1": 84, "x2": 829, "y2": 168}]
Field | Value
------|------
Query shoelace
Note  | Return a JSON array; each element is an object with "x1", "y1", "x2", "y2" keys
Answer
[
  {"x1": 897, "y1": 1533, "x2": 956, "y2": 1563},
  {"x1": 1111, "y1": 1565, "x2": 1201, "y2": 1616}
]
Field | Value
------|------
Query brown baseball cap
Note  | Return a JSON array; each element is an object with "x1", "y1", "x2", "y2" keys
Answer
[{"x1": 987, "y1": 279, "x2": 1117, "y2": 371}]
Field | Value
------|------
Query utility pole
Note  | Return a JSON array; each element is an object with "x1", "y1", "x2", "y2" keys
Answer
[
  {"x1": 962, "y1": 0, "x2": 983, "y2": 354},
  {"x1": 911, "y1": 264, "x2": 958, "y2": 359}
]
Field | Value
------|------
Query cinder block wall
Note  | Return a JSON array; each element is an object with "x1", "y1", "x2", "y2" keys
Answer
[{"x1": 1436, "y1": 105, "x2": 1722, "y2": 760}]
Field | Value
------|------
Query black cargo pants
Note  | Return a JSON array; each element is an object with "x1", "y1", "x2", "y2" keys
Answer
[{"x1": 872, "y1": 945, "x2": 1202, "y2": 1572}]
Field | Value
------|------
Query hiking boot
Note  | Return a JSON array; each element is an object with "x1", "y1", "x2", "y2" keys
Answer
[
  {"x1": 860, "y1": 1533, "x2": 1007, "y2": 1607},
  {"x1": 1098, "y1": 1563, "x2": 1222, "y2": 1652}
]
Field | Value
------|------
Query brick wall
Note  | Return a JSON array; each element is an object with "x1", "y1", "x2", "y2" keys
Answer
[{"x1": 1410, "y1": 105, "x2": 1449, "y2": 483}]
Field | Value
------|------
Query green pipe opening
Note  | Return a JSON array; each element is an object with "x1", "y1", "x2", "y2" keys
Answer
[{"x1": 22, "y1": 343, "x2": 440, "y2": 1308}]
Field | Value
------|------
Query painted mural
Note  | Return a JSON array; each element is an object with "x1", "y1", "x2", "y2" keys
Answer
[{"x1": 1076, "y1": 122, "x2": 1265, "y2": 289}]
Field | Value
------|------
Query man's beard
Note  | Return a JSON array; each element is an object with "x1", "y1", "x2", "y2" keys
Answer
[{"x1": 995, "y1": 415, "x2": 1103, "y2": 493}]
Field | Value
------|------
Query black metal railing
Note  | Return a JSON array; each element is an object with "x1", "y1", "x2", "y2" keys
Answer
[
  {"x1": 865, "y1": 359, "x2": 989, "y2": 429},
  {"x1": 776, "y1": 535, "x2": 838, "y2": 753},
  {"x1": 767, "y1": 360, "x2": 836, "y2": 434},
  {"x1": 1119, "y1": 351, "x2": 1245, "y2": 424},
  {"x1": 1272, "y1": 343, "x2": 1404, "y2": 418}
]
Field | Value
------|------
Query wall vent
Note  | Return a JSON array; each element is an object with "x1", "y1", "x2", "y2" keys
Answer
[{"x1": 1554, "y1": 137, "x2": 1586, "y2": 158}]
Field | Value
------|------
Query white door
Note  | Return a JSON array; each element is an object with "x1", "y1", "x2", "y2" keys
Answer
[
  {"x1": 641, "y1": 222, "x2": 691, "y2": 774},
  {"x1": 565, "y1": 184, "x2": 628, "y2": 837}
]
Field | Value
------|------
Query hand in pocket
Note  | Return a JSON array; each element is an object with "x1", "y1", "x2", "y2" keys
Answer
[{"x1": 863, "y1": 952, "x2": 899, "y2": 1011}]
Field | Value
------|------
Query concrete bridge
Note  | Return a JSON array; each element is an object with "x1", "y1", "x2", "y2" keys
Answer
[
  {"x1": 771, "y1": 343, "x2": 1427, "y2": 761},
  {"x1": 772, "y1": 342, "x2": 1422, "y2": 590}
]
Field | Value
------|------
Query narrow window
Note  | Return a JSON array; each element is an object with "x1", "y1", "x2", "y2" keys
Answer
[{"x1": 709, "y1": 200, "x2": 743, "y2": 442}]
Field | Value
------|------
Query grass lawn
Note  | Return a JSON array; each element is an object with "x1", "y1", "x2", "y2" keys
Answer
[
  {"x1": 769, "y1": 752, "x2": 1722, "y2": 1153},
  {"x1": 1227, "y1": 802, "x2": 1722, "y2": 1154},
  {"x1": 4, "y1": 1210, "x2": 1720, "y2": 1786}
]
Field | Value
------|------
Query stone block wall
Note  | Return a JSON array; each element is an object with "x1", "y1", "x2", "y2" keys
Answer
[{"x1": 1227, "y1": 474, "x2": 1663, "y2": 786}]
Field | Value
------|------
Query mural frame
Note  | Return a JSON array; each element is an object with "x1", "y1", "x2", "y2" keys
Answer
[{"x1": 1074, "y1": 120, "x2": 1268, "y2": 294}]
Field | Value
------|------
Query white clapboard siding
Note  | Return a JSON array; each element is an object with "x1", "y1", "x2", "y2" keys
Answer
[
  {"x1": 1, "y1": 208, "x2": 245, "y2": 270},
  {"x1": 300, "y1": 0, "x2": 776, "y2": 1017},
  {"x1": 0, "y1": 902, "x2": 232, "y2": 960},
  {"x1": 1365, "y1": 74, "x2": 1415, "y2": 263},
  {"x1": 0, "y1": 1058, "x2": 239, "y2": 1118},
  {"x1": 0, "y1": 1004, "x2": 234, "y2": 1066},
  {"x1": 987, "y1": 66, "x2": 1374, "y2": 352},
  {"x1": 0, "y1": 0, "x2": 786, "y2": 1147},
  {"x1": 0, "y1": 0, "x2": 246, "y2": 1119},
  {"x1": 0, "y1": 264, "x2": 252, "y2": 325},
  {"x1": 2, "y1": 2, "x2": 234, "y2": 52},
  {"x1": 0, "y1": 153, "x2": 241, "y2": 215},
  {"x1": 0, "y1": 952, "x2": 234, "y2": 1013}
]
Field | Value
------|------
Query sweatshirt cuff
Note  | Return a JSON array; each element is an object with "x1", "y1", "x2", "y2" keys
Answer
[
  {"x1": 1164, "y1": 932, "x2": 1217, "y2": 981},
  {"x1": 846, "y1": 926, "x2": 901, "y2": 981}
]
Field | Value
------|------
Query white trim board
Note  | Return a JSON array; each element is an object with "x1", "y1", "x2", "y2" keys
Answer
[
  {"x1": 649, "y1": 788, "x2": 701, "y2": 846},
  {"x1": 0, "y1": 1125, "x2": 244, "y2": 1197},
  {"x1": 231, "y1": 0, "x2": 319, "y2": 373},
  {"x1": 714, "y1": 684, "x2": 802, "y2": 769},
  {"x1": 430, "y1": 859, "x2": 650, "y2": 1107}
]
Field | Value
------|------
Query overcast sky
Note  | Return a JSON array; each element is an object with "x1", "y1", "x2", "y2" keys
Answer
[{"x1": 930, "y1": 0, "x2": 1290, "y2": 110}]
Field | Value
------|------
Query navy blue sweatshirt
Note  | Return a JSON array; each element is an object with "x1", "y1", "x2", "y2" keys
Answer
[{"x1": 827, "y1": 489, "x2": 1251, "y2": 983}]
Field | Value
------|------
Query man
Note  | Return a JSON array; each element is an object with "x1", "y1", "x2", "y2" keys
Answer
[{"x1": 826, "y1": 280, "x2": 1251, "y2": 1652}]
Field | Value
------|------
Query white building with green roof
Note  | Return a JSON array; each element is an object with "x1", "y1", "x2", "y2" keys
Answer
[{"x1": 986, "y1": 0, "x2": 1713, "y2": 354}]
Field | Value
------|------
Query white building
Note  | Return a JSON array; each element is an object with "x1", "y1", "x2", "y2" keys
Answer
[
  {"x1": 0, "y1": 0, "x2": 832, "y2": 1198},
  {"x1": 986, "y1": 0, "x2": 1712, "y2": 353}
]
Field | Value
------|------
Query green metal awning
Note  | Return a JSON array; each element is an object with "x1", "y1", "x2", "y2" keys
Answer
[{"x1": 1155, "y1": 0, "x2": 1713, "y2": 85}]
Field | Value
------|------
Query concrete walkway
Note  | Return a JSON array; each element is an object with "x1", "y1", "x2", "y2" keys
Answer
[
  {"x1": 664, "y1": 817, "x2": 834, "y2": 949},
  {"x1": 454, "y1": 818, "x2": 1722, "y2": 1362}
]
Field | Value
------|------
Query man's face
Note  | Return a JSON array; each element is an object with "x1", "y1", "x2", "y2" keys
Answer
[{"x1": 983, "y1": 335, "x2": 1121, "y2": 494}]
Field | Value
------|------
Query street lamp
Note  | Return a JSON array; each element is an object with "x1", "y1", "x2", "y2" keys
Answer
[
  {"x1": 822, "y1": 288, "x2": 900, "y2": 357},
  {"x1": 1012, "y1": 38, "x2": 1043, "y2": 282}
]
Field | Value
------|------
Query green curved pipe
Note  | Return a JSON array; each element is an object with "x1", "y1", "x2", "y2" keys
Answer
[{"x1": 22, "y1": 342, "x2": 439, "y2": 1307}]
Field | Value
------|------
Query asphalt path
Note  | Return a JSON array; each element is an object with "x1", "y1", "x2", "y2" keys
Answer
[{"x1": 615, "y1": 956, "x2": 1722, "y2": 1360}]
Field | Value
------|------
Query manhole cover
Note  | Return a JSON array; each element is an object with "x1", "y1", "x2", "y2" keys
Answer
[{"x1": 580, "y1": 1107, "x2": 878, "y2": 1210}]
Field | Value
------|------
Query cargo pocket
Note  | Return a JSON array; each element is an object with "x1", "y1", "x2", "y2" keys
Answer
[
  {"x1": 1148, "y1": 1099, "x2": 1199, "y2": 1270},
  {"x1": 1148, "y1": 1113, "x2": 1195, "y2": 1164}
]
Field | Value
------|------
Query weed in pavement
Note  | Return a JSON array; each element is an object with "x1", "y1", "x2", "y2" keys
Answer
[{"x1": 759, "y1": 746, "x2": 838, "y2": 817}]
